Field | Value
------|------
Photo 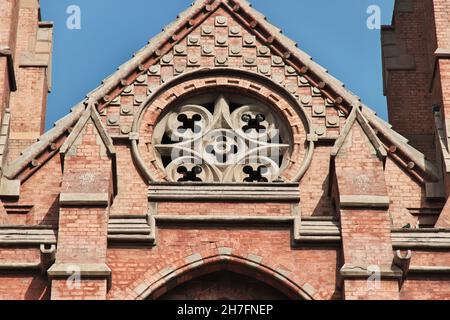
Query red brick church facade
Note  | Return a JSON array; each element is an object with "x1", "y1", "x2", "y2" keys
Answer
[{"x1": 0, "y1": 0, "x2": 449, "y2": 300}]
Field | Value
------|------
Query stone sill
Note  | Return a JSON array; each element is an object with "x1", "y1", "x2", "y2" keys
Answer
[
  {"x1": 48, "y1": 263, "x2": 111, "y2": 278},
  {"x1": 148, "y1": 182, "x2": 300, "y2": 202}
]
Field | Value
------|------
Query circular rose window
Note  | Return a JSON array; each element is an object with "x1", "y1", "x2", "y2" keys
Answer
[{"x1": 151, "y1": 93, "x2": 292, "y2": 183}]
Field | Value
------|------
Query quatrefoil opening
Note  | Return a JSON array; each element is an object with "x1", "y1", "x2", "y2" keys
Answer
[{"x1": 153, "y1": 93, "x2": 292, "y2": 183}]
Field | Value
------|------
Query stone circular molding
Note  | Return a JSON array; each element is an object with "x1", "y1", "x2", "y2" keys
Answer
[{"x1": 131, "y1": 68, "x2": 314, "y2": 183}]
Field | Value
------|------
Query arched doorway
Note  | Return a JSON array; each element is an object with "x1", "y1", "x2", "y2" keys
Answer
[
  {"x1": 160, "y1": 270, "x2": 289, "y2": 300},
  {"x1": 139, "y1": 256, "x2": 310, "y2": 300}
]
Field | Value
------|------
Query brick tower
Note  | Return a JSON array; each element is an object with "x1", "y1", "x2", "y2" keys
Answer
[{"x1": 0, "y1": 0, "x2": 449, "y2": 300}]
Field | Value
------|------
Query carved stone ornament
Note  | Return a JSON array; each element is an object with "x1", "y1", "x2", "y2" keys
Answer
[{"x1": 152, "y1": 94, "x2": 292, "y2": 183}]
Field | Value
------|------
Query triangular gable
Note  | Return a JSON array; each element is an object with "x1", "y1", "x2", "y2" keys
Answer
[
  {"x1": 60, "y1": 104, "x2": 115, "y2": 157},
  {"x1": 60, "y1": 104, "x2": 117, "y2": 195},
  {"x1": 329, "y1": 107, "x2": 390, "y2": 208},
  {"x1": 88, "y1": 0, "x2": 438, "y2": 183},
  {"x1": 1, "y1": 0, "x2": 440, "y2": 185},
  {"x1": 331, "y1": 106, "x2": 387, "y2": 160}
]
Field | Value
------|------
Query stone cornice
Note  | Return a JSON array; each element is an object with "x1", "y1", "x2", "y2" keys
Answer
[
  {"x1": 392, "y1": 228, "x2": 450, "y2": 249},
  {"x1": 0, "y1": 225, "x2": 57, "y2": 245},
  {"x1": 148, "y1": 182, "x2": 300, "y2": 202},
  {"x1": 3, "y1": 223, "x2": 450, "y2": 250}
]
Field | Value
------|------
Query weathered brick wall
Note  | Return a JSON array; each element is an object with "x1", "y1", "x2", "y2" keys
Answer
[
  {"x1": 0, "y1": 0, "x2": 18, "y2": 49},
  {"x1": 156, "y1": 202, "x2": 292, "y2": 216},
  {"x1": 340, "y1": 209, "x2": 393, "y2": 266},
  {"x1": 55, "y1": 207, "x2": 108, "y2": 264},
  {"x1": 384, "y1": 157, "x2": 441, "y2": 228},
  {"x1": 160, "y1": 271, "x2": 289, "y2": 300},
  {"x1": 333, "y1": 121, "x2": 400, "y2": 299},
  {"x1": 0, "y1": 0, "x2": 18, "y2": 121},
  {"x1": 0, "y1": 154, "x2": 62, "y2": 226},
  {"x1": 110, "y1": 143, "x2": 148, "y2": 216},
  {"x1": 7, "y1": 0, "x2": 51, "y2": 163},
  {"x1": 107, "y1": 228, "x2": 339, "y2": 300},
  {"x1": 334, "y1": 124, "x2": 388, "y2": 197},
  {"x1": 0, "y1": 275, "x2": 49, "y2": 300},
  {"x1": 8, "y1": 67, "x2": 48, "y2": 160},
  {"x1": 400, "y1": 279, "x2": 450, "y2": 300},
  {"x1": 299, "y1": 146, "x2": 332, "y2": 216},
  {"x1": 50, "y1": 119, "x2": 112, "y2": 300},
  {"x1": 0, "y1": 248, "x2": 48, "y2": 300},
  {"x1": 345, "y1": 279, "x2": 399, "y2": 300},
  {"x1": 51, "y1": 279, "x2": 107, "y2": 300},
  {"x1": 0, "y1": 247, "x2": 40, "y2": 264},
  {"x1": 409, "y1": 250, "x2": 450, "y2": 266},
  {"x1": 383, "y1": 0, "x2": 436, "y2": 160}
]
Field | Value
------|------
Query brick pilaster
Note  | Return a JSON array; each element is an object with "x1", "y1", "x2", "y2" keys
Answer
[
  {"x1": 48, "y1": 106, "x2": 116, "y2": 300},
  {"x1": 331, "y1": 110, "x2": 400, "y2": 299},
  {"x1": 0, "y1": 0, "x2": 18, "y2": 148},
  {"x1": 7, "y1": 0, "x2": 53, "y2": 163}
]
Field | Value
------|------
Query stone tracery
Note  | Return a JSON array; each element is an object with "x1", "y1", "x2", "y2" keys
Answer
[{"x1": 152, "y1": 94, "x2": 292, "y2": 183}]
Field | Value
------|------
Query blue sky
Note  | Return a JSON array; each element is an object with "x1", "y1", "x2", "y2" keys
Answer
[{"x1": 40, "y1": 0, "x2": 394, "y2": 129}]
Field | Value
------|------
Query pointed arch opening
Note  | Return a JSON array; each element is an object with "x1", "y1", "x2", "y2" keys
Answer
[{"x1": 133, "y1": 254, "x2": 313, "y2": 300}]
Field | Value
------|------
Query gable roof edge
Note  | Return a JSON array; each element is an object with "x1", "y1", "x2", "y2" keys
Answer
[
  {"x1": 2, "y1": 103, "x2": 86, "y2": 180},
  {"x1": 234, "y1": 0, "x2": 439, "y2": 181},
  {"x1": 85, "y1": 0, "x2": 207, "y2": 106}
]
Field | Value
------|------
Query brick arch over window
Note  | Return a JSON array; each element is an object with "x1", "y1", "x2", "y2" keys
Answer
[
  {"x1": 131, "y1": 68, "x2": 315, "y2": 183},
  {"x1": 118, "y1": 249, "x2": 320, "y2": 300}
]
